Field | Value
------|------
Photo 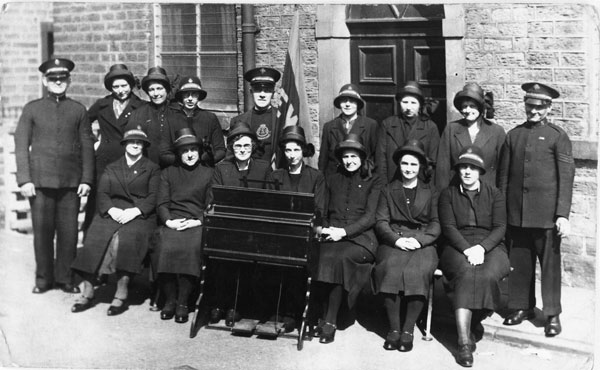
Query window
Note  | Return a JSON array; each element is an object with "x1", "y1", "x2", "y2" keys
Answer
[{"x1": 157, "y1": 4, "x2": 238, "y2": 111}]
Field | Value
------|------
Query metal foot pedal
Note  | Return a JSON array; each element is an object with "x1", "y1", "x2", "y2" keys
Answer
[
  {"x1": 231, "y1": 319, "x2": 259, "y2": 334},
  {"x1": 255, "y1": 321, "x2": 285, "y2": 337}
]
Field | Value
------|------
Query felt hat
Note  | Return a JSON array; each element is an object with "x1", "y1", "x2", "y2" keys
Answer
[
  {"x1": 120, "y1": 129, "x2": 150, "y2": 146},
  {"x1": 454, "y1": 145, "x2": 486, "y2": 175},
  {"x1": 334, "y1": 133, "x2": 367, "y2": 162},
  {"x1": 104, "y1": 63, "x2": 135, "y2": 91},
  {"x1": 280, "y1": 125, "x2": 307, "y2": 146},
  {"x1": 227, "y1": 122, "x2": 257, "y2": 144},
  {"x1": 392, "y1": 139, "x2": 427, "y2": 166},
  {"x1": 333, "y1": 83, "x2": 365, "y2": 110},
  {"x1": 396, "y1": 81, "x2": 424, "y2": 104},
  {"x1": 141, "y1": 66, "x2": 171, "y2": 93},
  {"x1": 453, "y1": 83, "x2": 485, "y2": 112},
  {"x1": 173, "y1": 127, "x2": 200, "y2": 149}
]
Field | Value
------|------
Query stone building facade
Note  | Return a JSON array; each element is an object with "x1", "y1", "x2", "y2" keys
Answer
[{"x1": 0, "y1": 2, "x2": 597, "y2": 288}]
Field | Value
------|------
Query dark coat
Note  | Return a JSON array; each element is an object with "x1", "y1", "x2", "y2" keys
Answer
[
  {"x1": 160, "y1": 104, "x2": 226, "y2": 167},
  {"x1": 323, "y1": 170, "x2": 384, "y2": 256},
  {"x1": 88, "y1": 94, "x2": 145, "y2": 178},
  {"x1": 15, "y1": 96, "x2": 95, "y2": 188},
  {"x1": 72, "y1": 156, "x2": 160, "y2": 275},
  {"x1": 435, "y1": 118, "x2": 505, "y2": 190},
  {"x1": 377, "y1": 115, "x2": 440, "y2": 183},
  {"x1": 229, "y1": 107, "x2": 279, "y2": 162},
  {"x1": 498, "y1": 120, "x2": 575, "y2": 228},
  {"x1": 267, "y1": 164, "x2": 326, "y2": 222},
  {"x1": 318, "y1": 115, "x2": 379, "y2": 179},
  {"x1": 213, "y1": 158, "x2": 272, "y2": 188},
  {"x1": 125, "y1": 102, "x2": 171, "y2": 168}
]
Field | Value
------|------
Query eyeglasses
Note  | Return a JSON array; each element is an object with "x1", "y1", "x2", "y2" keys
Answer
[{"x1": 233, "y1": 143, "x2": 252, "y2": 151}]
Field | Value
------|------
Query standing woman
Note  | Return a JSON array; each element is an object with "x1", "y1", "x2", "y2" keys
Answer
[
  {"x1": 319, "y1": 84, "x2": 378, "y2": 179},
  {"x1": 314, "y1": 134, "x2": 384, "y2": 344},
  {"x1": 372, "y1": 139, "x2": 440, "y2": 352},
  {"x1": 435, "y1": 83, "x2": 505, "y2": 190},
  {"x1": 155, "y1": 129, "x2": 214, "y2": 324},
  {"x1": 438, "y1": 145, "x2": 510, "y2": 367},
  {"x1": 71, "y1": 129, "x2": 160, "y2": 315},
  {"x1": 377, "y1": 81, "x2": 440, "y2": 183}
]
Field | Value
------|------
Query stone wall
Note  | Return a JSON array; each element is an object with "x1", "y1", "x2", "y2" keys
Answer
[{"x1": 463, "y1": 3, "x2": 598, "y2": 287}]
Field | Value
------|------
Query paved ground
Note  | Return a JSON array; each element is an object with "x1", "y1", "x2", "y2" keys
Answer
[{"x1": 0, "y1": 230, "x2": 595, "y2": 370}]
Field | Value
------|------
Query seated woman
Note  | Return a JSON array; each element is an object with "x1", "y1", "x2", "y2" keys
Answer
[
  {"x1": 372, "y1": 139, "x2": 440, "y2": 352},
  {"x1": 155, "y1": 128, "x2": 214, "y2": 324},
  {"x1": 438, "y1": 145, "x2": 510, "y2": 368},
  {"x1": 209, "y1": 122, "x2": 273, "y2": 326},
  {"x1": 71, "y1": 129, "x2": 160, "y2": 315},
  {"x1": 262, "y1": 125, "x2": 325, "y2": 332},
  {"x1": 314, "y1": 134, "x2": 384, "y2": 344}
]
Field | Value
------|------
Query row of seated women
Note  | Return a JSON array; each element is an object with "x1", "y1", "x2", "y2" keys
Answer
[{"x1": 69, "y1": 112, "x2": 507, "y2": 367}]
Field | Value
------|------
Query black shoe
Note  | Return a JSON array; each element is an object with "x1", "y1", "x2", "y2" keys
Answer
[
  {"x1": 398, "y1": 331, "x2": 414, "y2": 352},
  {"x1": 209, "y1": 308, "x2": 224, "y2": 324},
  {"x1": 383, "y1": 330, "x2": 400, "y2": 350},
  {"x1": 107, "y1": 298, "x2": 127, "y2": 316},
  {"x1": 456, "y1": 344, "x2": 474, "y2": 367},
  {"x1": 312, "y1": 319, "x2": 325, "y2": 338},
  {"x1": 503, "y1": 309, "x2": 535, "y2": 326},
  {"x1": 319, "y1": 322, "x2": 336, "y2": 344},
  {"x1": 225, "y1": 309, "x2": 241, "y2": 327},
  {"x1": 161, "y1": 302, "x2": 176, "y2": 320},
  {"x1": 470, "y1": 321, "x2": 484, "y2": 343},
  {"x1": 71, "y1": 296, "x2": 94, "y2": 313},
  {"x1": 544, "y1": 315, "x2": 562, "y2": 337},
  {"x1": 175, "y1": 305, "x2": 189, "y2": 324},
  {"x1": 32, "y1": 285, "x2": 51, "y2": 294},
  {"x1": 56, "y1": 283, "x2": 81, "y2": 294}
]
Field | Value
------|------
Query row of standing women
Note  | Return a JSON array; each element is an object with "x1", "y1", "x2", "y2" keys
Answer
[{"x1": 71, "y1": 63, "x2": 519, "y2": 368}]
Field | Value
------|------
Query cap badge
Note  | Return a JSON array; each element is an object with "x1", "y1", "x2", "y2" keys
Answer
[
  {"x1": 260, "y1": 68, "x2": 266, "y2": 74},
  {"x1": 188, "y1": 78, "x2": 193, "y2": 83},
  {"x1": 54, "y1": 59, "x2": 60, "y2": 65}
]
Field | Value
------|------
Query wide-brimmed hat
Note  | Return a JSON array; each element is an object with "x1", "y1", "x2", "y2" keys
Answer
[
  {"x1": 173, "y1": 127, "x2": 200, "y2": 149},
  {"x1": 454, "y1": 145, "x2": 486, "y2": 175},
  {"x1": 453, "y1": 83, "x2": 485, "y2": 112},
  {"x1": 244, "y1": 67, "x2": 281, "y2": 87},
  {"x1": 120, "y1": 129, "x2": 150, "y2": 145},
  {"x1": 280, "y1": 125, "x2": 307, "y2": 146},
  {"x1": 522, "y1": 82, "x2": 559, "y2": 105},
  {"x1": 175, "y1": 76, "x2": 207, "y2": 101},
  {"x1": 104, "y1": 64, "x2": 135, "y2": 91},
  {"x1": 334, "y1": 133, "x2": 367, "y2": 162},
  {"x1": 39, "y1": 58, "x2": 74, "y2": 77},
  {"x1": 333, "y1": 84, "x2": 365, "y2": 110},
  {"x1": 392, "y1": 139, "x2": 427, "y2": 166},
  {"x1": 395, "y1": 81, "x2": 424, "y2": 104},
  {"x1": 227, "y1": 122, "x2": 257, "y2": 144},
  {"x1": 141, "y1": 66, "x2": 171, "y2": 93}
]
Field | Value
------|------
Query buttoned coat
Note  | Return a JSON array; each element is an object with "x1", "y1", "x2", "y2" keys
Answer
[
  {"x1": 318, "y1": 115, "x2": 378, "y2": 178},
  {"x1": 323, "y1": 171, "x2": 384, "y2": 256},
  {"x1": 213, "y1": 158, "x2": 272, "y2": 188},
  {"x1": 229, "y1": 108, "x2": 279, "y2": 162},
  {"x1": 435, "y1": 118, "x2": 505, "y2": 190},
  {"x1": 497, "y1": 120, "x2": 574, "y2": 229},
  {"x1": 72, "y1": 156, "x2": 160, "y2": 274},
  {"x1": 15, "y1": 96, "x2": 95, "y2": 188},
  {"x1": 377, "y1": 115, "x2": 440, "y2": 182},
  {"x1": 88, "y1": 94, "x2": 145, "y2": 178}
]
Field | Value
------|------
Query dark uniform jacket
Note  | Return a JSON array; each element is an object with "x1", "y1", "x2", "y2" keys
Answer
[
  {"x1": 88, "y1": 94, "x2": 145, "y2": 178},
  {"x1": 160, "y1": 104, "x2": 226, "y2": 167},
  {"x1": 375, "y1": 180, "x2": 440, "y2": 248},
  {"x1": 438, "y1": 182, "x2": 506, "y2": 253},
  {"x1": 318, "y1": 115, "x2": 378, "y2": 179},
  {"x1": 229, "y1": 107, "x2": 278, "y2": 162},
  {"x1": 125, "y1": 102, "x2": 171, "y2": 168},
  {"x1": 15, "y1": 95, "x2": 95, "y2": 188},
  {"x1": 435, "y1": 118, "x2": 505, "y2": 190},
  {"x1": 498, "y1": 119, "x2": 575, "y2": 229},
  {"x1": 324, "y1": 170, "x2": 384, "y2": 256},
  {"x1": 213, "y1": 158, "x2": 272, "y2": 188},
  {"x1": 377, "y1": 115, "x2": 440, "y2": 183}
]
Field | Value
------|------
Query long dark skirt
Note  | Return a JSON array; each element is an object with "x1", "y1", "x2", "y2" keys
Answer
[
  {"x1": 372, "y1": 244, "x2": 438, "y2": 297},
  {"x1": 72, "y1": 215, "x2": 156, "y2": 275},
  {"x1": 439, "y1": 228, "x2": 510, "y2": 310},
  {"x1": 155, "y1": 226, "x2": 203, "y2": 277},
  {"x1": 314, "y1": 240, "x2": 374, "y2": 307}
]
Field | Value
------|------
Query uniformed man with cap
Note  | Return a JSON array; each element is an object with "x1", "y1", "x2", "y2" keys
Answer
[
  {"x1": 498, "y1": 82, "x2": 575, "y2": 337},
  {"x1": 229, "y1": 67, "x2": 281, "y2": 164},
  {"x1": 14, "y1": 57, "x2": 95, "y2": 294}
]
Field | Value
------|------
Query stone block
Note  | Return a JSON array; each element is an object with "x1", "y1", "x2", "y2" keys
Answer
[
  {"x1": 526, "y1": 52, "x2": 558, "y2": 67},
  {"x1": 528, "y1": 21, "x2": 553, "y2": 35},
  {"x1": 505, "y1": 83, "x2": 525, "y2": 99},
  {"x1": 573, "y1": 178, "x2": 597, "y2": 196},
  {"x1": 488, "y1": 68, "x2": 512, "y2": 82},
  {"x1": 495, "y1": 53, "x2": 526, "y2": 67},
  {"x1": 490, "y1": 8, "x2": 513, "y2": 22},
  {"x1": 569, "y1": 214, "x2": 597, "y2": 238},
  {"x1": 497, "y1": 22, "x2": 527, "y2": 37},
  {"x1": 554, "y1": 20, "x2": 584, "y2": 35},
  {"x1": 465, "y1": 69, "x2": 488, "y2": 82},
  {"x1": 560, "y1": 53, "x2": 586, "y2": 67},
  {"x1": 585, "y1": 237, "x2": 596, "y2": 257},
  {"x1": 483, "y1": 38, "x2": 513, "y2": 52},
  {"x1": 563, "y1": 102, "x2": 589, "y2": 120},
  {"x1": 531, "y1": 37, "x2": 584, "y2": 51},
  {"x1": 561, "y1": 235, "x2": 585, "y2": 255},
  {"x1": 550, "y1": 118, "x2": 584, "y2": 137},
  {"x1": 562, "y1": 254, "x2": 594, "y2": 288},
  {"x1": 464, "y1": 38, "x2": 481, "y2": 53},
  {"x1": 557, "y1": 84, "x2": 586, "y2": 100},
  {"x1": 465, "y1": 52, "x2": 494, "y2": 67},
  {"x1": 465, "y1": 7, "x2": 492, "y2": 23},
  {"x1": 532, "y1": 5, "x2": 585, "y2": 21}
]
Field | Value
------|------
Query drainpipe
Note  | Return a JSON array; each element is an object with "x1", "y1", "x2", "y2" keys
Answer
[{"x1": 241, "y1": 5, "x2": 257, "y2": 111}]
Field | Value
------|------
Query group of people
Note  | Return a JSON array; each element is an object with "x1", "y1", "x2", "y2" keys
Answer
[{"x1": 15, "y1": 57, "x2": 575, "y2": 368}]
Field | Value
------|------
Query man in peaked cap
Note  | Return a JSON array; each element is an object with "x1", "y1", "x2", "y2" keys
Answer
[
  {"x1": 229, "y1": 66, "x2": 281, "y2": 164},
  {"x1": 498, "y1": 82, "x2": 575, "y2": 337},
  {"x1": 14, "y1": 57, "x2": 95, "y2": 294}
]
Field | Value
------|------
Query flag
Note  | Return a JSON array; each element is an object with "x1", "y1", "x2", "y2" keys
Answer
[{"x1": 275, "y1": 11, "x2": 315, "y2": 168}]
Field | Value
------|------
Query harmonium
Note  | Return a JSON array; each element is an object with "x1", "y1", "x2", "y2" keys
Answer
[{"x1": 190, "y1": 184, "x2": 317, "y2": 350}]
